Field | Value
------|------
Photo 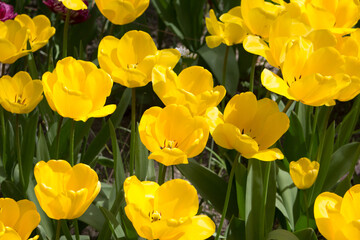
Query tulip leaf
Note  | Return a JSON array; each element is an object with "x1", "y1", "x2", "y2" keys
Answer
[
  {"x1": 309, "y1": 122, "x2": 335, "y2": 204},
  {"x1": 59, "y1": 236, "x2": 90, "y2": 240},
  {"x1": 322, "y1": 142, "x2": 360, "y2": 192},
  {"x1": 293, "y1": 228, "x2": 317, "y2": 240},
  {"x1": 266, "y1": 229, "x2": 299, "y2": 240},
  {"x1": 99, "y1": 207, "x2": 126, "y2": 239},
  {"x1": 235, "y1": 162, "x2": 247, "y2": 220},
  {"x1": 335, "y1": 96, "x2": 360, "y2": 150},
  {"x1": 21, "y1": 111, "x2": 39, "y2": 190},
  {"x1": 135, "y1": 124, "x2": 149, "y2": 181},
  {"x1": 79, "y1": 204, "x2": 105, "y2": 232},
  {"x1": 197, "y1": 44, "x2": 240, "y2": 95},
  {"x1": 226, "y1": 216, "x2": 245, "y2": 240},
  {"x1": 1, "y1": 180, "x2": 23, "y2": 201},
  {"x1": 83, "y1": 88, "x2": 131, "y2": 165},
  {"x1": 36, "y1": 124, "x2": 50, "y2": 163},
  {"x1": 176, "y1": 159, "x2": 238, "y2": 218},
  {"x1": 276, "y1": 165, "x2": 297, "y2": 231}
]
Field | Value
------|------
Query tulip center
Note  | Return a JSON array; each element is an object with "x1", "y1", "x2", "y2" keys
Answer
[
  {"x1": 14, "y1": 94, "x2": 26, "y2": 105},
  {"x1": 149, "y1": 210, "x2": 162, "y2": 223},
  {"x1": 127, "y1": 63, "x2": 138, "y2": 69},
  {"x1": 161, "y1": 139, "x2": 178, "y2": 149}
]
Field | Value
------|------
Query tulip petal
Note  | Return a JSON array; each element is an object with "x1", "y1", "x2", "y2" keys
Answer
[
  {"x1": 243, "y1": 148, "x2": 284, "y2": 161},
  {"x1": 0, "y1": 198, "x2": 20, "y2": 228},
  {"x1": 149, "y1": 148, "x2": 188, "y2": 166},
  {"x1": 261, "y1": 69, "x2": 295, "y2": 100},
  {"x1": 14, "y1": 200, "x2": 41, "y2": 240}
]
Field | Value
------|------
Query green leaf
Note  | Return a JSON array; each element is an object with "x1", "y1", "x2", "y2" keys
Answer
[
  {"x1": 83, "y1": 88, "x2": 131, "y2": 165},
  {"x1": 267, "y1": 229, "x2": 299, "y2": 240},
  {"x1": 100, "y1": 207, "x2": 125, "y2": 239},
  {"x1": 59, "y1": 236, "x2": 90, "y2": 240},
  {"x1": 322, "y1": 142, "x2": 360, "y2": 191},
  {"x1": 227, "y1": 217, "x2": 245, "y2": 240},
  {"x1": 235, "y1": 162, "x2": 247, "y2": 220},
  {"x1": 36, "y1": 124, "x2": 50, "y2": 163},
  {"x1": 293, "y1": 228, "x2": 317, "y2": 240},
  {"x1": 1, "y1": 180, "x2": 23, "y2": 200},
  {"x1": 177, "y1": 159, "x2": 238, "y2": 218},
  {"x1": 21, "y1": 111, "x2": 39, "y2": 189},
  {"x1": 276, "y1": 165, "x2": 297, "y2": 231},
  {"x1": 197, "y1": 44, "x2": 240, "y2": 95},
  {"x1": 135, "y1": 124, "x2": 149, "y2": 181},
  {"x1": 79, "y1": 204, "x2": 105, "y2": 232}
]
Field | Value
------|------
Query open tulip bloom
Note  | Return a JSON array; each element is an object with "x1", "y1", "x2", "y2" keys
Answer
[
  {"x1": 139, "y1": 104, "x2": 209, "y2": 166},
  {"x1": 0, "y1": 198, "x2": 40, "y2": 240},
  {"x1": 212, "y1": 92, "x2": 289, "y2": 161},
  {"x1": 124, "y1": 176, "x2": 215, "y2": 240},
  {"x1": 34, "y1": 160, "x2": 101, "y2": 220}
]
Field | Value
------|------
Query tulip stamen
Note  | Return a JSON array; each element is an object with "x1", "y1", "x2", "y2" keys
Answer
[
  {"x1": 127, "y1": 63, "x2": 138, "y2": 69},
  {"x1": 149, "y1": 210, "x2": 162, "y2": 222},
  {"x1": 161, "y1": 139, "x2": 178, "y2": 149},
  {"x1": 14, "y1": 94, "x2": 26, "y2": 105}
]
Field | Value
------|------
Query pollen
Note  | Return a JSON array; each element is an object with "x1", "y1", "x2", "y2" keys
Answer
[{"x1": 149, "y1": 210, "x2": 162, "y2": 222}]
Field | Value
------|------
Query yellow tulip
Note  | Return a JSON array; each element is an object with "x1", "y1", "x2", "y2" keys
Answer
[
  {"x1": 152, "y1": 65, "x2": 226, "y2": 116},
  {"x1": 34, "y1": 160, "x2": 101, "y2": 220},
  {"x1": 212, "y1": 92, "x2": 289, "y2": 161},
  {"x1": 95, "y1": 0, "x2": 150, "y2": 25},
  {"x1": 289, "y1": 157, "x2": 319, "y2": 189},
  {"x1": 14, "y1": 14, "x2": 55, "y2": 52},
  {"x1": 42, "y1": 57, "x2": 116, "y2": 121},
  {"x1": 138, "y1": 104, "x2": 209, "y2": 166},
  {"x1": 0, "y1": 20, "x2": 30, "y2": 64},
  {"x1": 205, "y1": 8, "x2": 247, "y2": 48},
  {"x1": 98, "y1": 30, "x2": 180, "y2": 88},
  {"x1": 59, "y1": 0, "x2": 87, "y2": 10},
  {"x1": 0, "y1": 198, "x2": 40, "y2": 240},
  {"x1": 314, "y1": 184, "x2": 360, "y2": 240},
  {"x1": 124, "y1": 176, "x2": 215, "y2": 240},
  {"x1": 0, "y1": 71, "x2": 43, "y2": 114}
]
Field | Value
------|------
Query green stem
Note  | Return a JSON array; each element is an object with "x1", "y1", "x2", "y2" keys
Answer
[
  {"x1": 308, "y1": 107, "x2": 319, "y2": 159},
  {"x1": 15, "y1": 115, "x2": 25, "y2": 190},
  {"x1": 221, "y1": 46, "x2": 230, "y2": 110},
  {"x1": 130, "y1": 88, "x2": 136, "y2": 175},
  {"x1": 62, "y1": 10, "x2": 70, "y2": 58},
  {"x1": 55, "y1": 117, "x2": 63, "y2": 159},
  {"x1": 249, "y1": 55, "x2": 257, "y2": 93},
  {"x1": 259, "y1": 162, "x2": 272, "y2": 240},
  {"x1": 208, "y1": 138, "x2": 214, "y2": 169},
  {"x1": 214, "y1": 154, "x2": 239, "y2": 240},
  {"x1": 74, "y1": 219, "x2": 80, "y2": 240},
  {"x1": 27, "y1": 49, "x2": 38, "y2": 79},
  {"x1": 1, "y1": 65, "x2": 6, "y2": 169},
  {"x1": 303, "y1": 190, "x2": 309, "y2": 228},
  {"x1": 158, "y1": 163, "x2": 167, "y2": 185},
  {"x1": 60, "y1": 220, "x2": 73, "y2": 240},
  {"x1": 55, "y1": 220, "x2": 61, "y2": 240},
  {"x1": 282, "y1": 100, "x2": 294, "y2": 113},
  {"x1": 69, "y1": 120, "x2": 75, "y2": 166}
]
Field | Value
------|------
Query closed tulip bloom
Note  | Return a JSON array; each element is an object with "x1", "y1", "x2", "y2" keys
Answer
[
  {"x1": 58, "y1": 0, "x2": 87, "y2": 10},
  {"x1": 152, "y1": 65, "x2": 226, "y2": 116},
  {"x1": 95, "y1": 0, "x2": 149, "y2": 25},
  {"x1": 205, "y1": 8, "x2": 247, "y2": 48},
  {"x1": 42, "y1": 57, "x2": 116, "y2": 121},
  {"x1": 98, "y1": 30, "x2": 180, "y2": 88},
  {"x1": 314, "y1": 184, "x2": 360, "y2": 239},
  {"x1": 0, "y1": 198, "x2": 40, "y2": 240},
  {"x1": 43, "y1": 0, "x2": 90, "y2": 24},
  {"x1": 290, "y1": 157, "x2": 319, "y2": 189},
  {"x1": 34, "y1": 160, "x2": 101, "y2": 220},
  {"x1": 14, "y1": 14, "x2": 55, "y2": 52},
  {"x1": 0, "y1": 71, "x2": 43, "y2": 114},
  {"x1": 0, "y1": 20, "x2": 30, "y2": 64},
  {"x1": 0, "y1": 2, "x2": 17, "y2": 21},
  {"x1": 139, "y1": 104, "x2": 209, "y2": 166},
  {"x1": 212, "y1": 92, "x2": 289, "y2": 161},
  {"x1": 124, "y1": 176, "x2": 215, "y2": 240}
]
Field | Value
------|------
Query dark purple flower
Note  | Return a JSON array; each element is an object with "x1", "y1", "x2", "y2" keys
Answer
[
  {"x1": 43, "y1": 0, "x2": 89, "y2": 24},
  {"x1": 0, "y1": 2, "x2": 17, "y2": 21}
]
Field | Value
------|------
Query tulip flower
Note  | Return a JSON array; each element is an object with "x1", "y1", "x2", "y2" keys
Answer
[
  {"x1": 205, "y1": 8, "x2": 247, "y2": 48},
  {"x1": 43, "y1": 0, "x2": 89, "y2": 24},
  {"x1": 152, "y1": 65, "x2": 226, "y2": 116},
  {"x1": 0, "y1": 2, "x2": 17, "y2": 21},
  {"x1": 0, "y1": 198, "x2": 41, "y2": 240},
  {"x1": 0, "y1": 71, "x2": 43, "y2": 114},
  {"x1": 0, "y1": 20, "x2": 30, "y2": 64},
  {"x1": 42, "y1": 57, "x2": 116, "y2": 121},
  {"x1": 34, "y1": 160, "x2": 101, "y2": 220},
  {"x1": 58, "y1": 0, "x2": 87, "y2": 10},
  {"x1": 314, "y1": 184, "x2": 360, "y2": 239},
  {"x1": 139, "y1": 104, "x2": 209, "y2": 166},
  {"x1": 124, "y1": 176, "x2": 215, "y2": 240},
  {"x1": 212, "y1": 92, "x2": 289, "y2": 161},
  {"x1": 98, "y1": 30, "x2": 180, "y2": 88},
  {"x1": 14, "y1": 14, "x2": 55, "y2": 52},
  {"x1": 290, "y1": 157, "x2": 319, "y2": 189},
  {"x1": 95, "y1": 0, "x2": 150, "y2": 25}
]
